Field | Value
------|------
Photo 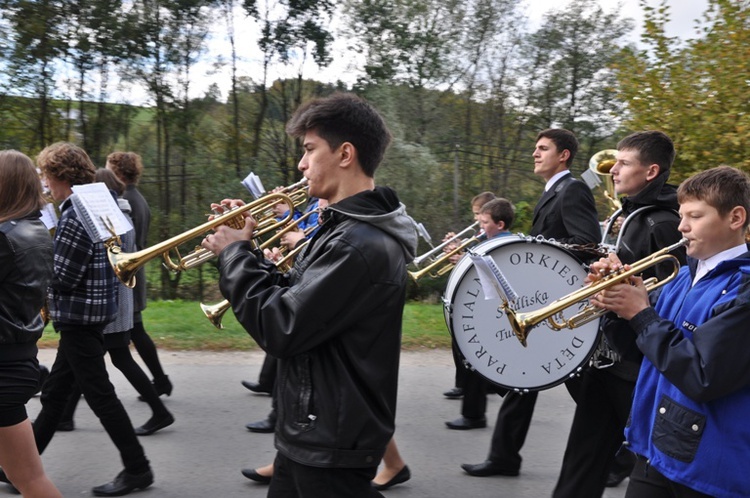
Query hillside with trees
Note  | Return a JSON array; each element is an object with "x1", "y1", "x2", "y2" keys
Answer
[{"x1": 0, "y1": 0, "x2": 747, "y2": 299}]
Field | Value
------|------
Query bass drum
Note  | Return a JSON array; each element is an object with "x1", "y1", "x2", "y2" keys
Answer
[{"x1": 443, "y1": 235, "x2": 601, "y2": 392}]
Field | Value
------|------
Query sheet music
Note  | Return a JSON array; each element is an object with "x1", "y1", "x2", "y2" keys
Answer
[
  {"x1": 241, "y1": 172, "x2": 265, "y2": 199},
  {"x1": 39, "y1": 203, "x2": 58, "y2": 230},
  {"x1": 469, "y1": 252, "x2": 519, "y2": 303},
  {"x1": 70, "y1": 183, "x2": 133, "y2": 242}
]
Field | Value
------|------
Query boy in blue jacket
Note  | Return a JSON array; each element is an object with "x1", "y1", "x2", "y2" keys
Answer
[{"x1": 589, "y1": 165, "x2": 750, "y2": 498}]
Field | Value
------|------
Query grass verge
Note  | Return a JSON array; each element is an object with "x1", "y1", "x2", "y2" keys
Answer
[{"x1": 38, "y1": 300, "x2": 451, "y2": 351}]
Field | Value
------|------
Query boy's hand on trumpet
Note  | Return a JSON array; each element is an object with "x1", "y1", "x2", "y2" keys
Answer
[
  {"x1": 587, "y1": 253, "x2": 650, "y2": 321},
  {"x1": 202, "y1": 198, "x2": 257, "y2": 255}
]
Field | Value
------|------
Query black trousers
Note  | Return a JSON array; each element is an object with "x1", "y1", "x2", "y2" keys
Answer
[
  {"x1": 268, "y1": 452, "x2": 382, "y2": 498},
  {"x1": 460, "y1": 369, "x2": 489, "y2": 419},
  {"x1": 130, "y1": 320, "x2": 166, "y2": 381},
  {"x1": 33, "y1": 326, "x2": 149, "y2": 474},
  {"x1": 258, "y1": 354, "x2": 278, "y2": 392},
  {"x1": 487, "y1": 376, "x2": 581, "y2": 471},
  {"x1": 61, "y1": 337, "x2": 170, "y2": 423},
  {"x1": 625, "y1": 455, "x2": 712, "y2": 498},
  {"x1": 553, "y1": 367, "x2": 636, "y2": 498},
  {"x1": 451, "y1": 340, "x2": 467, "y2": 389}
]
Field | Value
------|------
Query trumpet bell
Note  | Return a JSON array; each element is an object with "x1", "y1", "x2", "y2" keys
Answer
[{"x1": 200, "y1": 300, "x2": 229, "y2": 330}]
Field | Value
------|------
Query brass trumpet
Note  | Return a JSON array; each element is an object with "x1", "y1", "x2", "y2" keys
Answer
[
  {"x1": 258, "y1": 207, "x2": 318, "y2": 252},
  {"x1": 107, "y1": 192, "x2": 296, "y2": 288},
  {"x1": 162, "y1": 179, "x2": 309, "y2": 273},
  {"x1": 504, "y1": 238, "x2": 688, "y2": 347},
  {"x1": 200, "y1": 241, "x2": 310, "y2": 329},
  {"x1": 408, "y1": 223, "x2": 481, "y2": 282},
  {"x1": 200, "y1": 300, "x2": 231, "y2": 330}
]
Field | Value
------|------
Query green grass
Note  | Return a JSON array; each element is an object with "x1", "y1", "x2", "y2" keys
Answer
[{"x1": 38, "y1": 300, "x2": 451, "y2": 351}]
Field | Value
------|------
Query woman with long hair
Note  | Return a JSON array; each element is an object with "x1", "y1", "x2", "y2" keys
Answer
[{"x1": 0, "y1": 150, "x2": 62, "y2": 497}]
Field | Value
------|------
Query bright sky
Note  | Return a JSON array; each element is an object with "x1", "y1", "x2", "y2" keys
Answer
[{"x1": 123, "y1": 0, "x2": 711, "y2": 105}]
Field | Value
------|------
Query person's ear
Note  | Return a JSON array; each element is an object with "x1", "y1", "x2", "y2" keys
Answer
[
  {"x1": 729, "y1": 206, "x2": 747, "y2": 231},
  {"x1": 339, "y1": 142, "x2": 355, "y2": 168},
  {"x1": 645, "y1": 163, "x2": 660, "y2": 181}
]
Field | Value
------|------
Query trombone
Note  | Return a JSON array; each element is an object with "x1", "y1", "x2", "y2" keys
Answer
[
  {"x1": 408, "y1": 222, "x2": 481, "y2": 282},
  {"x1": 503, "y1": 238, "x2": 688, "y2": 347},
  {"x1": 107, "y1": 192, "x2": 296, "y2": 288},
  {"x1": 162, "y1": 179, "x2": 309, "y2": 273}
]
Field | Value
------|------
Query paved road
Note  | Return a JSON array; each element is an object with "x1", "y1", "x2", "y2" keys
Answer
[{"x1": 18, "y1": 348, "x2": 628, "y2": 498}]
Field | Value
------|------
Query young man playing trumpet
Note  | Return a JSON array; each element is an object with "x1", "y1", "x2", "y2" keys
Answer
[
  {"x1": 552, "y1": 130, "x2": 685, "y2": 498},
  {"x1": 589, "y1": 165, "x2": 750, "y2": 497},
  {"x1": 202, "y1": 93, "x2": 417, "y2": 497}
]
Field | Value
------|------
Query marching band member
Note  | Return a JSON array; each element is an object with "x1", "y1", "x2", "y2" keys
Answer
[
  {"x1": 202, "y1": 93, "x2": 418, "y2": 497},
  {"x1": 590, "y1": 165, "x2": 750, "y2": 498},
  {"x1": 445, "y1": 198, "x2": 515, "y2": 431},
  {"x1": 0, "y1": 150, "x2": 61, "y2": 497},
  {"x1": 442, "y1": 191, "x2": 495, "y2": 403},
  {"x1": 462, "y1": 128, "x2": 601, "y2": 478},
  {"x1": 553, "y1": 131, "x2": 685, "y2": 497},
  {"x1": 31, "y1": 143, "x2": 154, "y2": 496}
]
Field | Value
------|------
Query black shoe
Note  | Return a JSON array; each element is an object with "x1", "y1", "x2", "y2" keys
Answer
[
  {"x1": 138, "y1": 376, "x2": 172, "y2": 401},
  {"x1": 605, "y1": 468, "x2": 630, "y2": 487},
  {"x1": 461, "y1": 461, "x2": 519, "y2": 477},
  {"x1": 445, "y1": 416, "x2": 487, "y2": 430},
  {"x1": 372, "y1": 465, "x2": 411, "y2": 491},
  {"x1": 92, "y1": 469, "x2": 154, "y2": 497},
  {"x1": 135, "y1": 413, "x2": 175, "y2": 436},
  {"x1": 153, "y1": 375, "x2": 172, "y2": 396},
  {"x1": 245, "y1": 418, "x2": 275, "y2": 433},
  {"x1": 241, "y1": 380, "x2": 272, "y2": 395},
  {"x1": 56, "y1": 419, "x2": 75, "y2": 432},
  {"x1": 0, "y1": 468, "x2": 20, "y2": 494},
  {"x1": 443, "y1": 387, "x2": 463, "y2": 399},
  {"x1": 241, "y1": 468, "x2": 272, "y2": 484}
]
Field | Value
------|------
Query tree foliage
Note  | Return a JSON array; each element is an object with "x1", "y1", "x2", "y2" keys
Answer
[
  {"x1": 0, "y1": 0, "x2": 745, "y2": 298},
  {"x1": 613, "y1": 0, "x2": 750, "y2": 180}
]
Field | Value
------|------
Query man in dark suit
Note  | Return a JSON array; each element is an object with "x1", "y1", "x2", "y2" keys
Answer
[{"x1": 461, "y1": 128, "x2": 601, "y2": 477}]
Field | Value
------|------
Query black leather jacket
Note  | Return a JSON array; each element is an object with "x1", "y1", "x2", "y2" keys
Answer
[
  {"x1": 0, "y1": 215, "x2": 54, "y2": 360},
  {"x1": 219, "y1": 187, "x2": 418, "y2": 468}
]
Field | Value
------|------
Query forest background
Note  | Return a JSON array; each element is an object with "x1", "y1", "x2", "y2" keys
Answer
[{"x1": 1, "y1": 0, "x2": 748, "y2": 304}]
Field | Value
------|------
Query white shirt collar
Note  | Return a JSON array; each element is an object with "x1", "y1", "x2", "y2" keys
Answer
[
  {"x1": 692, "y1": 243, "x2": 748, "y2": 286},
  {"x1": 545, "y1": 170, "x2": 571, "y2": 192}
]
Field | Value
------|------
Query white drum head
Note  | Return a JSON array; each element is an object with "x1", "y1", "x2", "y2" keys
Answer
[{"x1": 443, "y1": 235, "x2": 601, "y2": 392}]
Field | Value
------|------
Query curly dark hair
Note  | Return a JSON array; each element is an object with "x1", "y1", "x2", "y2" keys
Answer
[
  {"x1": 106, "y1": 151, "x2": 144, "y2": 185},
  {"x1": 36, "y1": 142, "x2": 96, "y2": 186}
]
